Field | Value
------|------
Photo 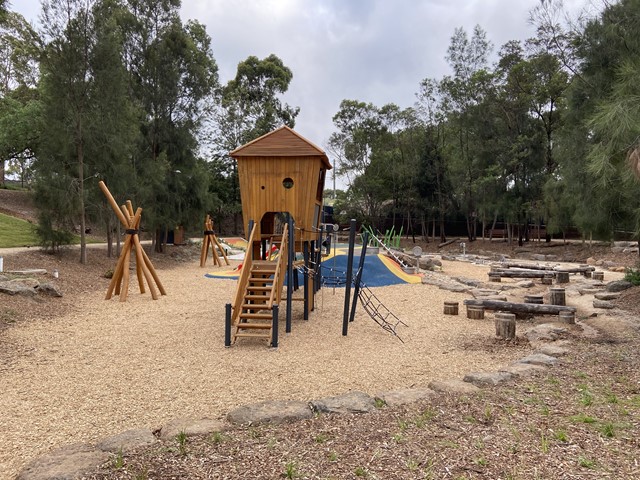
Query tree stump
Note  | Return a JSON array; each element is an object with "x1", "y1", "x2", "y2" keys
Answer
[
  {"x1": 489, "y1": 275, "x2": 501, "y2": 283},
  {"x1": 444, "y1": 301, "x2": 459, "y2": 315},
  {"x1": 592, "y1": 271, "x2": 604, "y2": 281},
  {"x1": 495, "y1": 312, "x2": 516, "y2": 340},
  {"x1": 541, "y1": 275, "x2": 553, "y2": 285},
  {"x1": 466, "y1": 305, "x2": 485, "y2": 319},
  {"x1": 524, "y1": 295, "x2": 544, "y2": 304},
  {"x1": 558, "y1": 310, "x2": 575, "y2": 324},
  {"x1": 556, "y1": 271, "x2": 570, "y2": 284},
  {"x1": 550, "y1": 287, "x2": 566, "y2": 306}
]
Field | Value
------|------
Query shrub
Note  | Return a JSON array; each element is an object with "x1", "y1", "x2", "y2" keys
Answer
[{"x1": 623, "y1": 267, "x2": 640, "y2": 286}]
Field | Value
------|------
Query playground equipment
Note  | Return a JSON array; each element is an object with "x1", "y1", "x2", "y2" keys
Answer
[
  {"x1": 223, "y1": 126, "x2": 408, "y2": 347},
  {"x1": 224, "y1": 126, "x2": 331, "y2": 346},
  {"x1": 200, "y1": 215, "x2": 229, "y2": 267},
  {"x1": 98, "y1": 181, "x2": 166, "y2": 302}
]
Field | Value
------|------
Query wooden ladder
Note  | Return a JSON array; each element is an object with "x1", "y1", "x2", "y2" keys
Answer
[{"x1": 232, "y1": 260, "x2": 277, "y2": 343}]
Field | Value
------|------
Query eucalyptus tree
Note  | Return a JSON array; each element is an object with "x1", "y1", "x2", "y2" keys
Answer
[
  {"x1": 37, "y1": 0, "x2": 99, "y2": 261},
  {"x1": 415, "y1": 78, "x2": 453, "y2": 242},
  {"x1": 439, "y1": 25, "x2": 493, "y2": 241},
  {"x1": 544, "y1": 0, "x2": 640, "y2": 241},
  {"x1": 209, "y1": 53, "x2": 298, "y2": 233},
  {"x1": 121, "y1": 0, "x2": 219, "y2": 250},
  {"x1": 0, "y1": 10, "x2": 41, "y2": 186}
]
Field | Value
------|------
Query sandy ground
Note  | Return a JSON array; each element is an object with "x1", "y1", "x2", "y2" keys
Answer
[{"x1": 0, "y1": 256, "x2": 621, "y2": 478}]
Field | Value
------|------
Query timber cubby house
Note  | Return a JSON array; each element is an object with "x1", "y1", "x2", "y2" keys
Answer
[{"x1": 225, "y1": 126, "x2": 332, "y2": 347}]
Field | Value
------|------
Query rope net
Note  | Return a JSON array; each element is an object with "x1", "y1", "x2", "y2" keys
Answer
[{"x1": 299, "y1": 263, "x2": 407, "y2": 341}]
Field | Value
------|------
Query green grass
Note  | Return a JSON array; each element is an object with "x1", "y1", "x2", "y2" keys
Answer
[{"x1": 0, "y1": 213, "x2": 39, "y2": 248}]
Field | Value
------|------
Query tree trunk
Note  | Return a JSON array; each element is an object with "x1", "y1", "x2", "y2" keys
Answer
[{"x1": 78, "y1": 135, "x2": 87, "y2": 265}]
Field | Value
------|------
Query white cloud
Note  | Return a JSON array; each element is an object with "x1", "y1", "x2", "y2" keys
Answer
[{"x1": 12, "y1": 0, "x2": 594, "y2": 154}]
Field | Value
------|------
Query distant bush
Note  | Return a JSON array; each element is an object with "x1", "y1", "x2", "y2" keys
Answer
[{"x1": 35, "y1": 215, "x2": 74, "y2": 253}]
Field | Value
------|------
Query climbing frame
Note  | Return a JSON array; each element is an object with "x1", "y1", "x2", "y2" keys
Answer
[
  {"x1": 200, "y1": 214, "x2": 229, "y2": 267},
  {"x1": 98, "y1": 181, "x2": 166, "y2": 302}
]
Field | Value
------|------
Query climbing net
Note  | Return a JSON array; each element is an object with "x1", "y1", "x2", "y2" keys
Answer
[
  {"x1": 297, "y1": 263, "x2": 408, "y2": 342},
  {"x1": 356, "y1": 280, "x2": 407, "y2": 343}
]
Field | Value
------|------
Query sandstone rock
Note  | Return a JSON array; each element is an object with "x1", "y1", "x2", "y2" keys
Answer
[
  {"x1": 586, "y1": 257, "x2": 597, "y2": 265},
  {"x1": 17, "y1": 443, "x2": 110, "y2": 480},
  {"x1": 0, "y1": 280, "x2": 36, "y2": 297},
  {"x1": 611, "y1": 247, "x2": 625, "y2": 253},
  {"x1": 515, "y1": 281, "x2": 535, "y2": 288},
  {"x1": 594, "y1": 292, "x2": 621, "y2": 300},
  {"x1": 0, "y1": 274, "x2": 9, "y2": 281},
  {"x1": 605, "y1": 280, "x2": 633, "y2": 292},
  {"x1": 609, "y1": 266, "x2": 626, "y2": 272},
  {"x1": 623, "y1": 247, "x2": 639, "y2": 254},
  {"x1": 593, "y1": 299, "x2": 615, "y2": 309},
  {"x1": 499, "y1": 363, "x2": 547, "y2": 377},
  {"x1": 516, "y1": 353, "x2": 558, "y2": 366},
  {"x1": 470, "y1": 288, "x2": 501, "y2": 298},
  {"x1": 97, "y1": 428, "x2": 157, "y2": 453},
  {"x1": 524, "y1": 324, "x2": 568, "y2": 343},
  {"x1": 310, "y1": 391, "x2": 376, "y2": 414},
  {"x1": 37, "y1": 282, "x2": 63, "y2": 297},
  {"x1": 160, "y1": 417, "x2": 226, "y2": 440},
  {"x1": 10, "y1": 277, "x2": 39, "y2": 288},
  {"x1": 535, "y1": 344, "x2": 569, "y2": 357},
  {"x1": 453, "y1": 277, "x2": 483, "y2": 287},
  {"x1": 463, "y1": 371, "x2": 514, "y2": 387},
  {"x1": 375, "y1": 388, "x2": 436, "y2": 407},
  {"x1": 613, "y1": 241, "x2": 635, "y2": 248},
  {"x1": 530, "y1": 254, "x2": 546, "y2": 261},
  {"x1": 438, "y1": 284, "x2": 468, "y2": 293},
  {"x1": 227, "y1": 400, "x2": 312, "y2": 425},
  {"x1": 428, "y1": 379, "x2": 480, "y2": 394}
]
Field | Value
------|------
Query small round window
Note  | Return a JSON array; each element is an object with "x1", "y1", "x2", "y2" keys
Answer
[{"x1": 282, "y1": 177, "x2": 294, "y2": 189}]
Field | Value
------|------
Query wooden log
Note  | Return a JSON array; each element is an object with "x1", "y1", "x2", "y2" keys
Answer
[
  {"x1": 444, "y1": 301, "x2": 459, "y2": 315},
  {"x1": 524, "y1": 295, "x2": 544, "y2": 304},
  {"x1": 550, "y1": 287, "x2": 566, "y2": 306},
  {"x1": 495, "y1": 312, "x2": 516, "y2": 340},
  {"x1": 541, "y1": 275, "x2": 553, "y2": 285},
  {"x1": 466, "y1": 305, "x2": 485, "y2": 319},
  {"x1": 489, "y1": 271, "x2": 555, "y2": 279},
  {"x1": 464, "y1": 299, "x2": 576, "y2": 315},
  {"x1": 558, "y1": 310, "x2": 575, "y2": 324},
  {"x1": 592, "y1": 271, "x2": 604, "y2": 281},
  {"x1": 553, "y1": 266, "x2": 595, "y2": 273},
  {"x1": 438, "y1": 238, "x2": 460, "y2": 249},
  {"x1": 555, "y1": 271, "x2": 570, "y2": 284},
  {"x1": 501, "y1": 262, "x2": 557, "y2": 271}
]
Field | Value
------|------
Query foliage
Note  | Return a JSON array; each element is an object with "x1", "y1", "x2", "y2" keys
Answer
[{"x1": 623, "y1": 267, "x2": 640, "y2": 286}]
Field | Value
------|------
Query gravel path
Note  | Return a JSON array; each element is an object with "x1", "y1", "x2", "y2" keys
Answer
[{"x1": 0, "y1": 258, "x2": 566, "y2": 478}]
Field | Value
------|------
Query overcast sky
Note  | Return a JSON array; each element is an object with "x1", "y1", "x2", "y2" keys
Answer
[{"x1": 12, "y1": 0, "x2": 593, "y2": 155}]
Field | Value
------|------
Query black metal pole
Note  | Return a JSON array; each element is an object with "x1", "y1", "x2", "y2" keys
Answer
[
  {"x1": 349, "y1": 232, "x2": 368, "y2": 323},
  {"x1": 317, "y1": 225, "x2": 324, "y2": 293},
  {"x1": 342, "y1": 219, "x2": 356, "y2": 336},
  {"x1": 286, "y1": 214, "x2": 294, "y2": 333},
  {"x1": 224, "y1": 303, "x2": 232, "y2": 347},
  {"x1": 303, "y1": 241, "x2": 309, "y2": 320},
  {"x1": 271, "y1": 304, "x2": 279, "y2": 348}
]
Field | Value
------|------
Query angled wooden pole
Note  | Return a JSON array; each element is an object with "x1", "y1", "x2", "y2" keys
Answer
[{"x1": 99, "y1": 180, "x2": 166, "y2": 301}]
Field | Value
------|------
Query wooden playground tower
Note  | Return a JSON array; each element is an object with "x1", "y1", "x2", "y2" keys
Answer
[{"x1": 225, "y1": 126, "x2": 331, "y2": 347}]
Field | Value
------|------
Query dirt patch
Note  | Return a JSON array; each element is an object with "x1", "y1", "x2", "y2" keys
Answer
[{"x1": 0, "y1": 188, "x2": 37, "y2": 222}]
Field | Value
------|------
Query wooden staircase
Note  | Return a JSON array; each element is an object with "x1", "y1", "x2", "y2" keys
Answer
[{"x1": 230, "y1": 224, "x2": 288, "y2": 346}]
